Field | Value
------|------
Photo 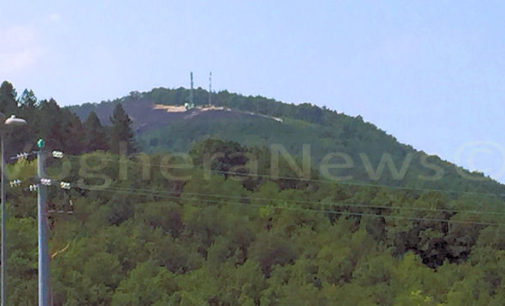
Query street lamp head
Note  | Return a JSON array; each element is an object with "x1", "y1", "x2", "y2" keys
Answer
[{"x1": 5, "y1": 115, "x2": 27, "y2": 127}]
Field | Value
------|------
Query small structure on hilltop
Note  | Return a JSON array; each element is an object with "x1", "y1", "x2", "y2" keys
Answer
[{"x1": 185, "y1": 72, "x2": 195, "y2": 110}]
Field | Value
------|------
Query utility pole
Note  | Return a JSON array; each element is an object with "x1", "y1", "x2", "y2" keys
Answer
[
  {"x1": 0, "y1": 132, "x2": 5, "y2": 306},
  {"x1": 37, "y1": 139, "x2": 50, "y2": 306}
]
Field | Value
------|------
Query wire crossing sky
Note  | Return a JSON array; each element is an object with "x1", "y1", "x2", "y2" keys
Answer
[{"x1": 1, "y1": 1, "x2": 504, "y2": 182}]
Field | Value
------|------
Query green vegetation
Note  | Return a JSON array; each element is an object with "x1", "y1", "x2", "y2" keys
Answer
[
  {"x1": 71, "y1": 86, "x2": 505, "y2": 195},
  {"x1": 109, "y1": 104, "x2": 137, "y2": 155},
  {"x1": 5, "y1": 150, "x2": 505, "y2": 305},
  {"x1": 2, "y1": 81, "x2": 505, "y2": 305}
]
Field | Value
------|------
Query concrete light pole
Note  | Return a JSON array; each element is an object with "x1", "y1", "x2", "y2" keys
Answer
[{"x1": 0, "y1": 113, "x2": 27, "y2": 306}]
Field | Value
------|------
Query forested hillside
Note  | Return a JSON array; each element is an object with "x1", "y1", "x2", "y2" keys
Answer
[
  {"x1": 2, "y1": 80, "x2": 505, "y2": 305},
  {"x1": 6, "y1": 150, "x2": 505, "y2": 305},
  {"x1": 69, "y1": 86, "x2": 505, "y2": 195}
]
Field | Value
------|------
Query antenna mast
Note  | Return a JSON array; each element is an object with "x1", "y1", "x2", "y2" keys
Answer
[
  {"x1": 190, "y1": 72, "x2": 194, "y2": 106},
  {"x1": 209, "y1": 72, "x2": 212, "y2": 106}
]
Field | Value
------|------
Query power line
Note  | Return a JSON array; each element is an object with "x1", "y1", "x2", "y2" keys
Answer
[
  {"x1": 72, "y1": 185, "x2": 505, "y2": 226},
  {"x1": 64, "y1": 155, "x2": 505, "y2": 200},
  {"x1": 78, "y1": 184, "x2": 505, "y2": 217},
  {"x1": 18, "y1": 178, "x2": 505, "y2": 221},
  {"x1": 12, "y1": 155, "x2": 505, "y2": 223}
]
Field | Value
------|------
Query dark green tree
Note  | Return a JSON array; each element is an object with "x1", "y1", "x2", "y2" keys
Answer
[
  {"x1": 0, "y1": 81, "x2": 19, "y2": 115},
  {"x1": 62, "y1": 112, "x2": 86, "y2": 154},
  {"x1": 189, "y1": 138, "x2": 249, "y2": 177},
  {"x1": 17, "y1": 89, "x2": 39, "y2": 146},
  {"x1": 18, "y1": 89, "x2": 37, "y2": 110},
  {"x1": 39, "y1": 99, "x2": 65, "y2": 149},
  {"x1": 83, "y1": 111, "x2": 109, "y2": 152},
  {"x1": 109, "y1": 103, "x2": 136, "y2": 154},
  {"x1": 3, "y1": 88, "x2": 36, "y2": 155}
]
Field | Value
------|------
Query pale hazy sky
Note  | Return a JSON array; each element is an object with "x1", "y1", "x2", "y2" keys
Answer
[{"x1": 1, "y1": 1, "x2": 504, "y2": 182}]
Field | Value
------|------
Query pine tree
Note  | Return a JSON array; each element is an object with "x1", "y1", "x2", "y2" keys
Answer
[
  {"x1": 109, "y1": 103, "x2": 136, "y2": 154},
  {"x1": 39, "y1": 99, "x2": 65, "y2": 150},
  {"x1": 0, "y1": 81, "x2": 19, "y2": 115},
  {"x1": 84, "y1": 111, "x2": 109, "y2": 152},
  {"x1": 62, "y1": 112, "x2": 86, "y2": 154},
  {"x1": 6, "y1": 88, "x2": 36, "y2": 154},
  {"x1": 19, "y1": 89, "x2": 37, "y2": 110}
]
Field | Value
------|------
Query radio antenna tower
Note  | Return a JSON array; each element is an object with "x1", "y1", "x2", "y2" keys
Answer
[
  {"x1": 208, "y1": 72, "x2": 212, "y2": 106},
  {"x1": 190, "y1": 72, "x2": 194, "y2": 106}
]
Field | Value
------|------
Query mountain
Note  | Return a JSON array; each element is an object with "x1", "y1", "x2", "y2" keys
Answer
[
  {"x1": 68, "y1": 87, "x2": 505, "y2": 196},
  {"x1": 3, "y1": 81, "x2": 505, "y2": 304}
]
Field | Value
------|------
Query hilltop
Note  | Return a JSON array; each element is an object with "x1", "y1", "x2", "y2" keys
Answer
[{"x1": 68, "y1": 87, "x2": 505, "y2": 196}]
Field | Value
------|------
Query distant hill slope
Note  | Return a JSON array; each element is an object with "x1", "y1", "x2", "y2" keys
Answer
[{"x1": 68, "y1": 87, "x2": 505, "y2": 195}]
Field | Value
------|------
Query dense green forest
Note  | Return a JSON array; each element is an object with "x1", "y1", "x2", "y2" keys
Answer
[
  {"x1": 6, "y1": 149, "x2": 505, "y2": 305},
  {"x1": 2, "y1": 80, "x2": 505, "y2": 305}
]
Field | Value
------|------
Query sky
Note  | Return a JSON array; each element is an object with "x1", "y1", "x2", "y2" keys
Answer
[{"x1": 1, "y1": 0, "x2": 505, "y2": 182}]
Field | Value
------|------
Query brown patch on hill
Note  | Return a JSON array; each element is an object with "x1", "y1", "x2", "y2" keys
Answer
[{"x1": 95, "y1": 98, "x2": 282, "y2": 133}]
